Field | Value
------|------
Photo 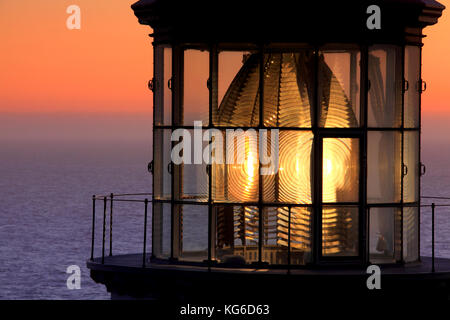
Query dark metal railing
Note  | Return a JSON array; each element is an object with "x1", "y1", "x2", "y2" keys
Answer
[
  {"x1": 90, "y1": 193, "x2": 152, "y2": 267},
  {"x1": 421, "y1": 196, "x2": 450, "y2": 273},
  {"x1": 90, "y1": 193, "x2": 449, "y2": 272}
]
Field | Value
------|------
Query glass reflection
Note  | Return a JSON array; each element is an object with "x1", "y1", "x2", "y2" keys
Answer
[
  {"x1": 368, "y1": 45, "x2": 402, "y2": 128},
  {"x1": 319, "y1": 50, "x2": 360, "y2": 127},
  {"x1": 322, "y1": 138, "x2": 359, "y2": 203},
  {"x1": 369, "y1": 207, "x2": 401, "y2": 264},
  {"x1": 263, "y1": 131, "x2": 313, "y2": 204},
  {"x1": 322, "y1": 206, "x2": 359, "y2": 256},
  {"x1": 184, "y1": 49, "x2": 209, "y2": 125}
]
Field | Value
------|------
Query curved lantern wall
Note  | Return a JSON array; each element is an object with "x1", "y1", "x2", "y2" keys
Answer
[{"x1": 151, "y1": 43, "x2": 422, "y2": 266}]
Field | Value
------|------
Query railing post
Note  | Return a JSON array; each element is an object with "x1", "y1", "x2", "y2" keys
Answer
[
  {"x1": 109, "y1": 193, "x2": 113, "y2": 256},
  {"x1": 143, "y1": 198, "x2": 149, "y2": 268},
  {"x1": 102, "y1": 196, "x2": 107, "y2": 264},
  {"x1": 91, "y1": 195, "x2": 96, "y2": 261},
  {"x1": 432, "y1": 202, "x2": 435, "y2": 273}
]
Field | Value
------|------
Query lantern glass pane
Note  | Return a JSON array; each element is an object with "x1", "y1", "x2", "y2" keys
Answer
[
  {"x1": 154, "y1": 46, "x2": 164, "y2": 125},
  {"x1": 212, "y1": 129, "x2": 259, "y2": 203},
  {"x1": 262, "y1": 131, "x2": 313, "y2": 204},
  {"x1": 152, "y1": 203, "x2": 171, "y2": 259},
  {"x1": 215, "y1": 51, "x2": 260, "y2": 127},
  {"x1": 322, "y1": 138, "x2": 359, "y2": 203},
  {"x1": 262, "y1": 207, "x2": 289, "y2": 265},
  {"x1": 183, "y1": 49, "x2": 209, "y2": 126},
  {"x1": 369, "y1": 207, "x2": 401, "y2": 264},
  {"x1": 404, "y1": 46, "x2": 421, "y2": 128},
  {"x1": 179, "y1": 205, "x2": 208, "y2": 262},
  {"x1": 290, "y1": 206, "x2": 312, "y2": 264},
  {"x1": 263, "y1": 51, "x2": 314, "y2": 128},
  {"x1": 403, "y1": 131, "x2": 419, "y2": 202},
  {"x1": 214, "y1": 205, "x2": 259, "y2": 264},
  {"x1": 322, "y1": 206, "x2": 359, "y2": 256},
  {"x1": 262, "y1": 207, "x2": 312, "y2": 265},
  {"x1": 368, "y1": 45, "x2": 402, "y2": 128},
  {"x1": 155, "y1": 47, "x2": 172, "y2": 126},
  {"x1": 153, "y1": 129, "x2": 172, "y2": 200},
  {"x1": 403, "y1": 206, "x2": 419, "y2": 262},
  {"x1": 367, "y1": 131, "x2": 402, "y2": 203},
  {"x1": 319, "y1": 49, "x2": 361, "y2": 128},
  {"x1": 172, "y1": 129, "x2": 209, "y2": 202}
]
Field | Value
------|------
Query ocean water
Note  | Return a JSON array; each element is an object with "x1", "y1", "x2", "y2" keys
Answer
[
  {"x1": 421, "y1": 140, "x2": 450, "y2": 258},
  {"x1": 0, "y1": 140, "x2": 152, "y2": 299},
  {"x1": 0, "y1": 138, "x2": 449, "y2": 299}
]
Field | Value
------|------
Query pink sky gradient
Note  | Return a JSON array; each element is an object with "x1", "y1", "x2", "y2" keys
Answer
[{"x1": 0, "y1": 0, "x2": 448, "y2": 145}]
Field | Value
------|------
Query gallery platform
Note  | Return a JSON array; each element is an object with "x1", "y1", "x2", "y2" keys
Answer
[{"x1": 87, "y1": 254, "x2": 450, "y2": 302}]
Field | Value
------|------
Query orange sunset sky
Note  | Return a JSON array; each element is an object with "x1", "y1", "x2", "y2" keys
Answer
[
  {"x1": 0, "y1": 1, "x2": 152, "y2": 114},
  {"x1": 0, "y1": 1, "x2": 449, "y2": 122}
]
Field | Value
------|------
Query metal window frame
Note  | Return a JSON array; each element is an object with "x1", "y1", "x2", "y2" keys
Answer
[{"x1": 150, "y1": 41, "x2": 422, "y2": 268}]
